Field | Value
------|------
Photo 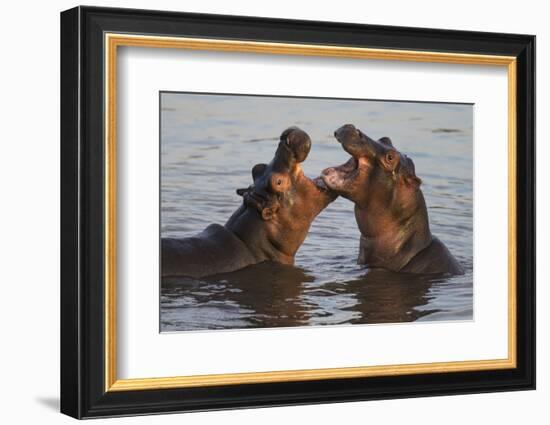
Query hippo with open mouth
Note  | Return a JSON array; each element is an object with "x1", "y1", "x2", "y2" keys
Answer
[
  {"x1": 321, "y1": 124, "x2": 464, "y2": 275},
  {"x1": 162, "y1": 127, "x2": 337, "y2": 278}
]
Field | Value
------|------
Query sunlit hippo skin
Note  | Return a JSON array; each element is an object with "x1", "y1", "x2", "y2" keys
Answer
[
  {"x1": 321, "y1": 124, "x2": 464, "y2": 275},
  {"x1": 162, "y1": 127, "x2": 337, "y2": 278}
]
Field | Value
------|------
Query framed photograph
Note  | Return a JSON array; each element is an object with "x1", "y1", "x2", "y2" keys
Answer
[{"x1": 60, "y1": 6, "x2": 535, "y2": 419}]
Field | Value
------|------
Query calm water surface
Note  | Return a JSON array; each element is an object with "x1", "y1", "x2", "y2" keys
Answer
[{"x1": 160, "y1": 93, "x2": 473, "y2": 332}]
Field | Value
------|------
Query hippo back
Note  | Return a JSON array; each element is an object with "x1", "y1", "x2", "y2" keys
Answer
[{"x1": 161, "y1": 224, "x2": 257, "y2": 278}]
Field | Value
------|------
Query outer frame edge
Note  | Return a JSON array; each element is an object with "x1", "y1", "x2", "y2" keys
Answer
[
  {"x1": 60, "y1": 5, "x2": 83, "y2": 420},
  {"x1": 65, "y1": 5, "x2": 536, "y2": 419}
]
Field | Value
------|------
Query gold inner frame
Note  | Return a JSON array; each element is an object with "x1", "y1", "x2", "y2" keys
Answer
[{"x1": 104, "y1": 33, "x2": 517, "y2": 392}]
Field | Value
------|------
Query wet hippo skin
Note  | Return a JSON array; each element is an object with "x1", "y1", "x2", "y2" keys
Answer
[
  {"x1": 322, "y1": 124, "x2": 464, "y2": 275},
  {"x1": 162, "y1": 127, "x2": 337, "y2": 278}
]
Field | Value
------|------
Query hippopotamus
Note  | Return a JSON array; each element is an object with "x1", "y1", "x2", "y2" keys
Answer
[
  {"x1": 162, "y1": 127, "x2": 337, "y2": 278},
  {"x1": 321, "y1": 124, "x2": 464, "y2": 275}
]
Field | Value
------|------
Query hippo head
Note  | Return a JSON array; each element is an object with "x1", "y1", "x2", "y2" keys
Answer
[
  {"x1": 237, "y1": 127, "x2": 313, "y2": 220},
  {"x1": 321, "y1": 124, "x2": 434, "y2": 271},
  {"x1": 321, "y1": 124, "x2": 421, "y2": 210},
  {"x1": 231, "y1": 127, "x2": 336, "y2": 263}
]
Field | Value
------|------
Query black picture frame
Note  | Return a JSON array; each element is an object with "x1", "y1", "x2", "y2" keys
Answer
[{"x1": 60, "y1": 5, "x2": 535, "y2": 419}]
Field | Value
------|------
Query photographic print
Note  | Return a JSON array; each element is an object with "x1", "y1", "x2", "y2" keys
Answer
[
  {"x1": 61, "y1": 8, "x2": 535, "y2": 417},
  {"x1": 160, "y1": 92, "x2": 473, "y2": 332}
]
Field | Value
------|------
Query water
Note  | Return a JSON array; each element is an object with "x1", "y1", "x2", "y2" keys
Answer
[{"x1": 160, "y1": 92, "x2": 473, "y2": 332}]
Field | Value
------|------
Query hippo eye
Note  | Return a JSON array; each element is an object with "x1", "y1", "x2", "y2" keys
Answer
[
  {"x1": 277, "y1": 178, "x2": 282, "y2": 185},
  {"x1": 386, "y1": 152, "x2": 394, "y2": 162}
]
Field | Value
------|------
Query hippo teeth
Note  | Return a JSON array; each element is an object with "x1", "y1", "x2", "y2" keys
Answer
[{"x1": 314, "y1": 177, "x2": 329, "y2": 191}]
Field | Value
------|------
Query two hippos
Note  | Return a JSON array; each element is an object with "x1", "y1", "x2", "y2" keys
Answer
[{"x1": 162, "y1": 125, "x2": 463, "y2": 278}]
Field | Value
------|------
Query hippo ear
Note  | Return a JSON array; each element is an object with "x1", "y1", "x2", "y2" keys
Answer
[
  {"x1": 379, "y1": 137, "x2": 393, "y2": 147},
  {"x1": 404, "y1": 175, "x2": 422, "y2": 190},
  {"x1": 402, "y1": 156, "x2": 421, "y2": 189},
  {"x1": 252, "y1": 163, "x2": 267, "y2": 181},
  {"x1": 261, "y1": 205, "x2": 279, "y2": 221},
  {"x1": 381, "y1": 149, "x2": 400, "y2": 172}
]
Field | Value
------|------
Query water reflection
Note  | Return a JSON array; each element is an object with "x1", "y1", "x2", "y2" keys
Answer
[
  {"x1": 336, "y1": 269, "x2": 441, "y2": 324},
  {"x1": 162, "y1": 263, "x2": 312, "y2": 330},
  {"x1": 161, "y1": 262, "x2": 453, "y2": 331}
]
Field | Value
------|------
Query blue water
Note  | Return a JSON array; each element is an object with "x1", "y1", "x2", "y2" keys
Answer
[{"x1": 160, "y1": 93, "x2": 473, "y2": 332}]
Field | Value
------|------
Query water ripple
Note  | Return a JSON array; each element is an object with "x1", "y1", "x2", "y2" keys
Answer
[{"x1": 160, "y1": 94, "x2": 473, "y2": 331}]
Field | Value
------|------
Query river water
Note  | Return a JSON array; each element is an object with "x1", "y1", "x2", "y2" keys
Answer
[{"x1": 160, "y1": 92, "x2": 473, "y2": 332}]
